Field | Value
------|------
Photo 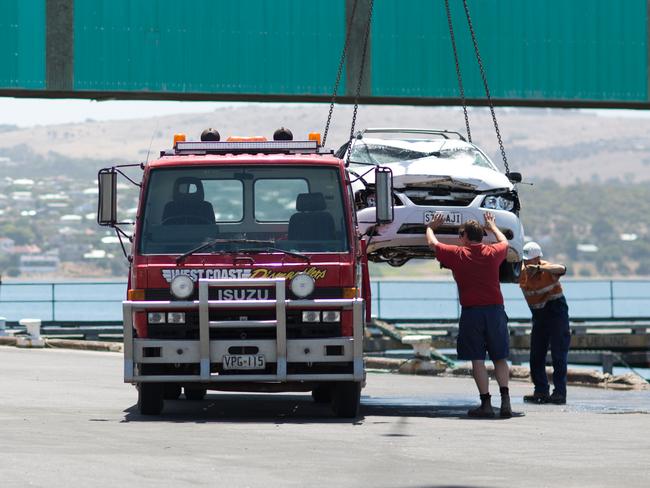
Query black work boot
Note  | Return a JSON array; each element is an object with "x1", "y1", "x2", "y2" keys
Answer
[
  {"x1": 549, "y1": 391, "x2": 566, "y2": 405},
  {"x1": 523, "y1": 391, "x2": 551, "y2": 404},
  {"x1": 499, "y1": 387, "x2": 512, "y2": 418},
  {"x1": 468, "y1": 393, "x2": 495, "y2": 418}
]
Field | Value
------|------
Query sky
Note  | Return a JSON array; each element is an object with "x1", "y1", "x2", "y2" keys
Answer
[
  {"x1": 0, "y1": 97, "x2": 224, "y2": 127},
  {"x1": 2, "y1": 96, "x2": 650, "y2": 128}
]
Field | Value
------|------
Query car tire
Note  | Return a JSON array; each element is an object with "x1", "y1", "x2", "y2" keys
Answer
[
  {"x1": 331, "y1": 381, "x2": 361, "y2": 418},
  {"x1": 138, "y1": 383, "x2": 164, "y2": 415},
  {"x1": 163, "y1": 383, "x2": 182, "y2": 400},
  {"x1": 500, "y1": 261, "x2": 522, "y2": 283},
  {"x1": 311, "y1": 384, "x2": 333, "y2": 403},
  {"x1": 184, "y1": 387, "x2": 207, "y2": 401}
]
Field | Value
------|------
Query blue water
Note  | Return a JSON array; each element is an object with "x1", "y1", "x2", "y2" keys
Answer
[
  {"x1": 371, "y1": 279, "x2": 650, "y2": 321},
  {"x1": 1, "y1": 279, "x2": 649, "y2": 323}
]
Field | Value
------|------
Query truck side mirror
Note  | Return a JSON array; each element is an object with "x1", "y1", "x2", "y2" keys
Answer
[
  {"x1": 375, "y1": 167, "x2": 394, "y2": 224},
  {"x1": 507, "y1": 172, "x2": 522, "y2": 183},
  {"x1": 97, "y1": 168, "x2": 117, "y2": 226}
]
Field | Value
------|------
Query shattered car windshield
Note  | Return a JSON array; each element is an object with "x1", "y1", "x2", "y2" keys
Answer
[{"x1": 349, "y1": 140, "x2": 496, "y2": 170}]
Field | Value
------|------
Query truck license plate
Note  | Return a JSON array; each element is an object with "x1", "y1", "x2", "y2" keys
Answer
[
  {"x1": 423, "y1": 211, "x2": 462, "y2": 226},
  {"x1": 222, "y1": 354, "x2": 266, "y2": 370}
]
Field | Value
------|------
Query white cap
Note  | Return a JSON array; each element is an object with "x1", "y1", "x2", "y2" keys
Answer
[{"x1": 523, "y1": 241, "x2": 543, "y2": 260}]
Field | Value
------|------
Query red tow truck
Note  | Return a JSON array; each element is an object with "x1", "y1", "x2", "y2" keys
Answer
[{"x1": 97, "y1": 130, "x2": 393, "y2": 417}]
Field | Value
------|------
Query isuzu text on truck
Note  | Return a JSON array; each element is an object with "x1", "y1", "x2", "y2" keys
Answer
[{"x1": 97, "y1": 130, "x2": 394, "y2": 417}]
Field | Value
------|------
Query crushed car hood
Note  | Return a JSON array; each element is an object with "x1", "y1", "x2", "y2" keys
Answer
[{"x1": 388, "y1": 159, "x2": 512, "y2": 191}]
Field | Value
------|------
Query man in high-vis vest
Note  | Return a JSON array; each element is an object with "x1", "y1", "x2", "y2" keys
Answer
[{"x1": 519, "y1": 242, "x2": 570, "y2": 404}]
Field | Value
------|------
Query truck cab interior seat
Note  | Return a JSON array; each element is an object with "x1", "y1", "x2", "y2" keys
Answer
[
  {"x1": 162, "y1": 177, "x2": 216, "y2": 225},
  {"x1": 288, "y1": 192, "x2": 335, "y2": 241}
]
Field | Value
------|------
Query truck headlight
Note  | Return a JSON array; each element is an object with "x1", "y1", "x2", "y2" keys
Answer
[
  {"x1": 321, "y1": 310, "x2": 341, "y2": 323},
  {"x1": 167, "y1": 312, "x2": 186, "y2": 324},
  {"x1": 302, "y1": 311, "x2": 321, "y2": 323},
  {"x1": 291, "y1": 273, "x2": 315, "y2": 298},
  {"x1": 170, "y1": 274, "x2": 194, "y2": 299},
  {"x1": 148, "y1": 312, "x2": 166, "y2": 324}
]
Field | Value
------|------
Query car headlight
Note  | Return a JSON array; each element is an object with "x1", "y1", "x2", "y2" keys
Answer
[
  {"x1": 170, "y1": 274, "x2": 194, "y2": 299},
  {"x1": 290, "y1": 273, "x2": 315, "y2": 298},
  {"x1": 482, "y1": 195, "x2": 514, "y2": 212}
]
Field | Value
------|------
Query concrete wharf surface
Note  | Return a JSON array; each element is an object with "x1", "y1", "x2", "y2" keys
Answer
[{"x1": 0, "y1": 346, "x2": 648, "y2": 488}]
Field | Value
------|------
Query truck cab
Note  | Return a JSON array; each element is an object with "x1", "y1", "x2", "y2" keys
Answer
[{"x1": 98, "y1": 131, "x2": 393, "y2": 417}]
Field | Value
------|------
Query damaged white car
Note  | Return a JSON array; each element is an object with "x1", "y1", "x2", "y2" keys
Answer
[{"x1": 337, "y1": 128, "x2": 525, "y2": 282}]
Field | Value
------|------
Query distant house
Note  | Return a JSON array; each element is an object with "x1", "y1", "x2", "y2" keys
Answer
[
  {"x1": 19, "y1": 254, "x2": 60, "y2": 274},
  {"x1": 0, "y1": 237, "x2": 15, "y2": 253}
]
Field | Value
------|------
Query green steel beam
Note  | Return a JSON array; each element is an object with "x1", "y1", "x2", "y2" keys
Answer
[{"x1": 0, "y1": 0, "x2": 648, "y2": 109}]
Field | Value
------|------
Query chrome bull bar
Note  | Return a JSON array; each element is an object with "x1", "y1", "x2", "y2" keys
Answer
[{"x1": 123, "y1": 278, "x2": 365, "y2": 383}]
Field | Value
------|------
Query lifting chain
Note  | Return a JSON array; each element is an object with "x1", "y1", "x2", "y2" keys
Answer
[
  {"x1": 346, "y1": 0, "x2": 375, "y2": 167},
  {"x1": 462, "y1": 0, "x2": 510, "y2": 174},
  {"x1": 322, "y1": 0, "x2": 360, "y2": 147},
  {"x1": 444, "y1": 0, "x2": 472, "y2": 143}
]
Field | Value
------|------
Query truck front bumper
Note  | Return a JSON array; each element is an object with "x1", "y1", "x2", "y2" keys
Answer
[{"x1": 123, "y1": 278, "x2": 365, "y2": 383}]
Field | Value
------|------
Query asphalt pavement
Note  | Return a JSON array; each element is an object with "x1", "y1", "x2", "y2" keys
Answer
[{"x1": 0, "y1": 346, "x2": 648, "y2": 488}]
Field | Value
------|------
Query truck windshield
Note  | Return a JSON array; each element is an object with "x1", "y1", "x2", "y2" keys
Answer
[{"x1": 139, "y1": 165, "x2": 349, "y2": 254}]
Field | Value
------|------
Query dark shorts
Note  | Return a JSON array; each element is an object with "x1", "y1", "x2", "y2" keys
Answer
[{"x1": 457, "y1": 304, "x2": 509, "y2": 361}]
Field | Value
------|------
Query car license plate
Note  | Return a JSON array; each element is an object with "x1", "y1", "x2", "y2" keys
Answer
[
  {"x1": 222, "y1": 354, "x2": 266, "y2": 370},
  {"x1": 423, "y1": 211, "x2": 462, "y2": 226}
]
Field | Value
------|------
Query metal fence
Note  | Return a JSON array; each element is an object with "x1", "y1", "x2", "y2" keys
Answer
[
  {"x1": 371, "y1": 280, "x2": 650, "y2": 322},
  {"x1": 1, "y1": 279, "x2": 649, "y2": 324}
]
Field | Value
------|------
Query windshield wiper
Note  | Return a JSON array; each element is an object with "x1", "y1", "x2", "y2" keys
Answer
[
  {"x1": 176, "y1": 239, "x2": 274, "y2": 264},
  {"x1": 238, "y1": 247, "x2": 311, "y2": 263}
]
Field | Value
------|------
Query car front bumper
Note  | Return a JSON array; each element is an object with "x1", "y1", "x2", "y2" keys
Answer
[{"x1": 358, "y1": 205, "x2": 524, "y2": 262}]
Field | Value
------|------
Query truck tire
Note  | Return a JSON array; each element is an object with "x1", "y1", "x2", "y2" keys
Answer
[
  {"x1": 331, "y1": 381, "x2": 361, "y2": 418},
  {"x1": 311, "y1": 384, "x2": 332, "y2": 403},
  {"x1": 138, "y1": 383, "x2": 164, "y2": 415},
  {"x1": 184, "y1": 387, "x2": 207, "y2": 401},
  {"x1": 163, "y1": 383, "x2": 182, "y2": 400}
]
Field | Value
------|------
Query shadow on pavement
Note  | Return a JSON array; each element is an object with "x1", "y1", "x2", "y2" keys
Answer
[{"x1": 122, "y1": 393, "x2": 524, "y2": 423}]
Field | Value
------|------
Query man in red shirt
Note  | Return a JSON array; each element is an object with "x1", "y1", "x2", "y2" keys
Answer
[{"x1": 426, "y1": 212, "x2": 511, "y2": 418}]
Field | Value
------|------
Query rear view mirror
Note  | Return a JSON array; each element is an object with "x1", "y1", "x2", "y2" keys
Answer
[
  {"x1": 375, "y1": 167, "x2": 394, "y2": 224},
  {"x1": 97, "y1": 168, "x2": 117, "y2": 226},
  {"x1": 507, "y1": 172, "x2": 522, "y2": 183}
]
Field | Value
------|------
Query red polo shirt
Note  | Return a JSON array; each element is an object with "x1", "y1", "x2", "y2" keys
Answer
[{"x1": 435, "y1": 241, "x2": 508, "y2": 307}]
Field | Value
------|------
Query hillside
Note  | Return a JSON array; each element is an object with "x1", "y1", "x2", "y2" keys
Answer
[
  {"x1": 1, "y1": 104, "x2": 649, "y2": 279},
  {"x1": 1, "y1": 104, "x2": 650, "y2": 184}
]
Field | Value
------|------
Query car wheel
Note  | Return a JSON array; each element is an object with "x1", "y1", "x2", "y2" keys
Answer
[
  {"x1": 163, "y1": 383, "x2": 182, "y2": 400},
  {"x1": 388, "y1": 257, "x2": 410, "y2": 267},
  {"x1": 138, "y1": 383, "x2": 164, "y2": 415},
  {"x1": 184, "y1": 387, "x2": 207, "y2": 401},
  {"x1": 500, "y1": 261, "x2": 522, "y2": 283},
  {"x1": 312, "y1": 384, "x2": 333, "y2": 403},
  {"x1": 330, "y1": 381, "x2": 361, "y2": 418}
]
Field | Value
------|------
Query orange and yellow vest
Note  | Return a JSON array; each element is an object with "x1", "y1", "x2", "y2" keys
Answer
[{"x1": 519, "y1": 260, "x2": 564, "y2": 310}]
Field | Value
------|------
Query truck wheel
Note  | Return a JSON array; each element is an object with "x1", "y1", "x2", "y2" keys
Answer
[
  {"x1": 311, "y1": 384, "x2": 332, "y2": 403},
  {"x1": 138, "y1": 383, "x2": 164, "y2": 415},
  {"x1": 163, "y1": 383, "x2": 182, "y2": 400},
  {"x1": 184, "y1": 387, "x2": 207, "y2": 401},
  {"x1": 499, "y1": 261, "x2": 522, "y2": 283},
  {"x1": 331, "y1": 382, "x2": 361, "y2": 418}
]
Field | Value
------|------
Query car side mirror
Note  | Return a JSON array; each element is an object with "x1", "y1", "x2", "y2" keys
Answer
[
  {"x1": 507, "y1": 172, "x2": 522, "y2": 183},
  {"x1": 375, "y1": 167, "x2": 394, "y2": 224},
  {"x1": 97, "y1": 168, "x2": 117, "y2": 226}
]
